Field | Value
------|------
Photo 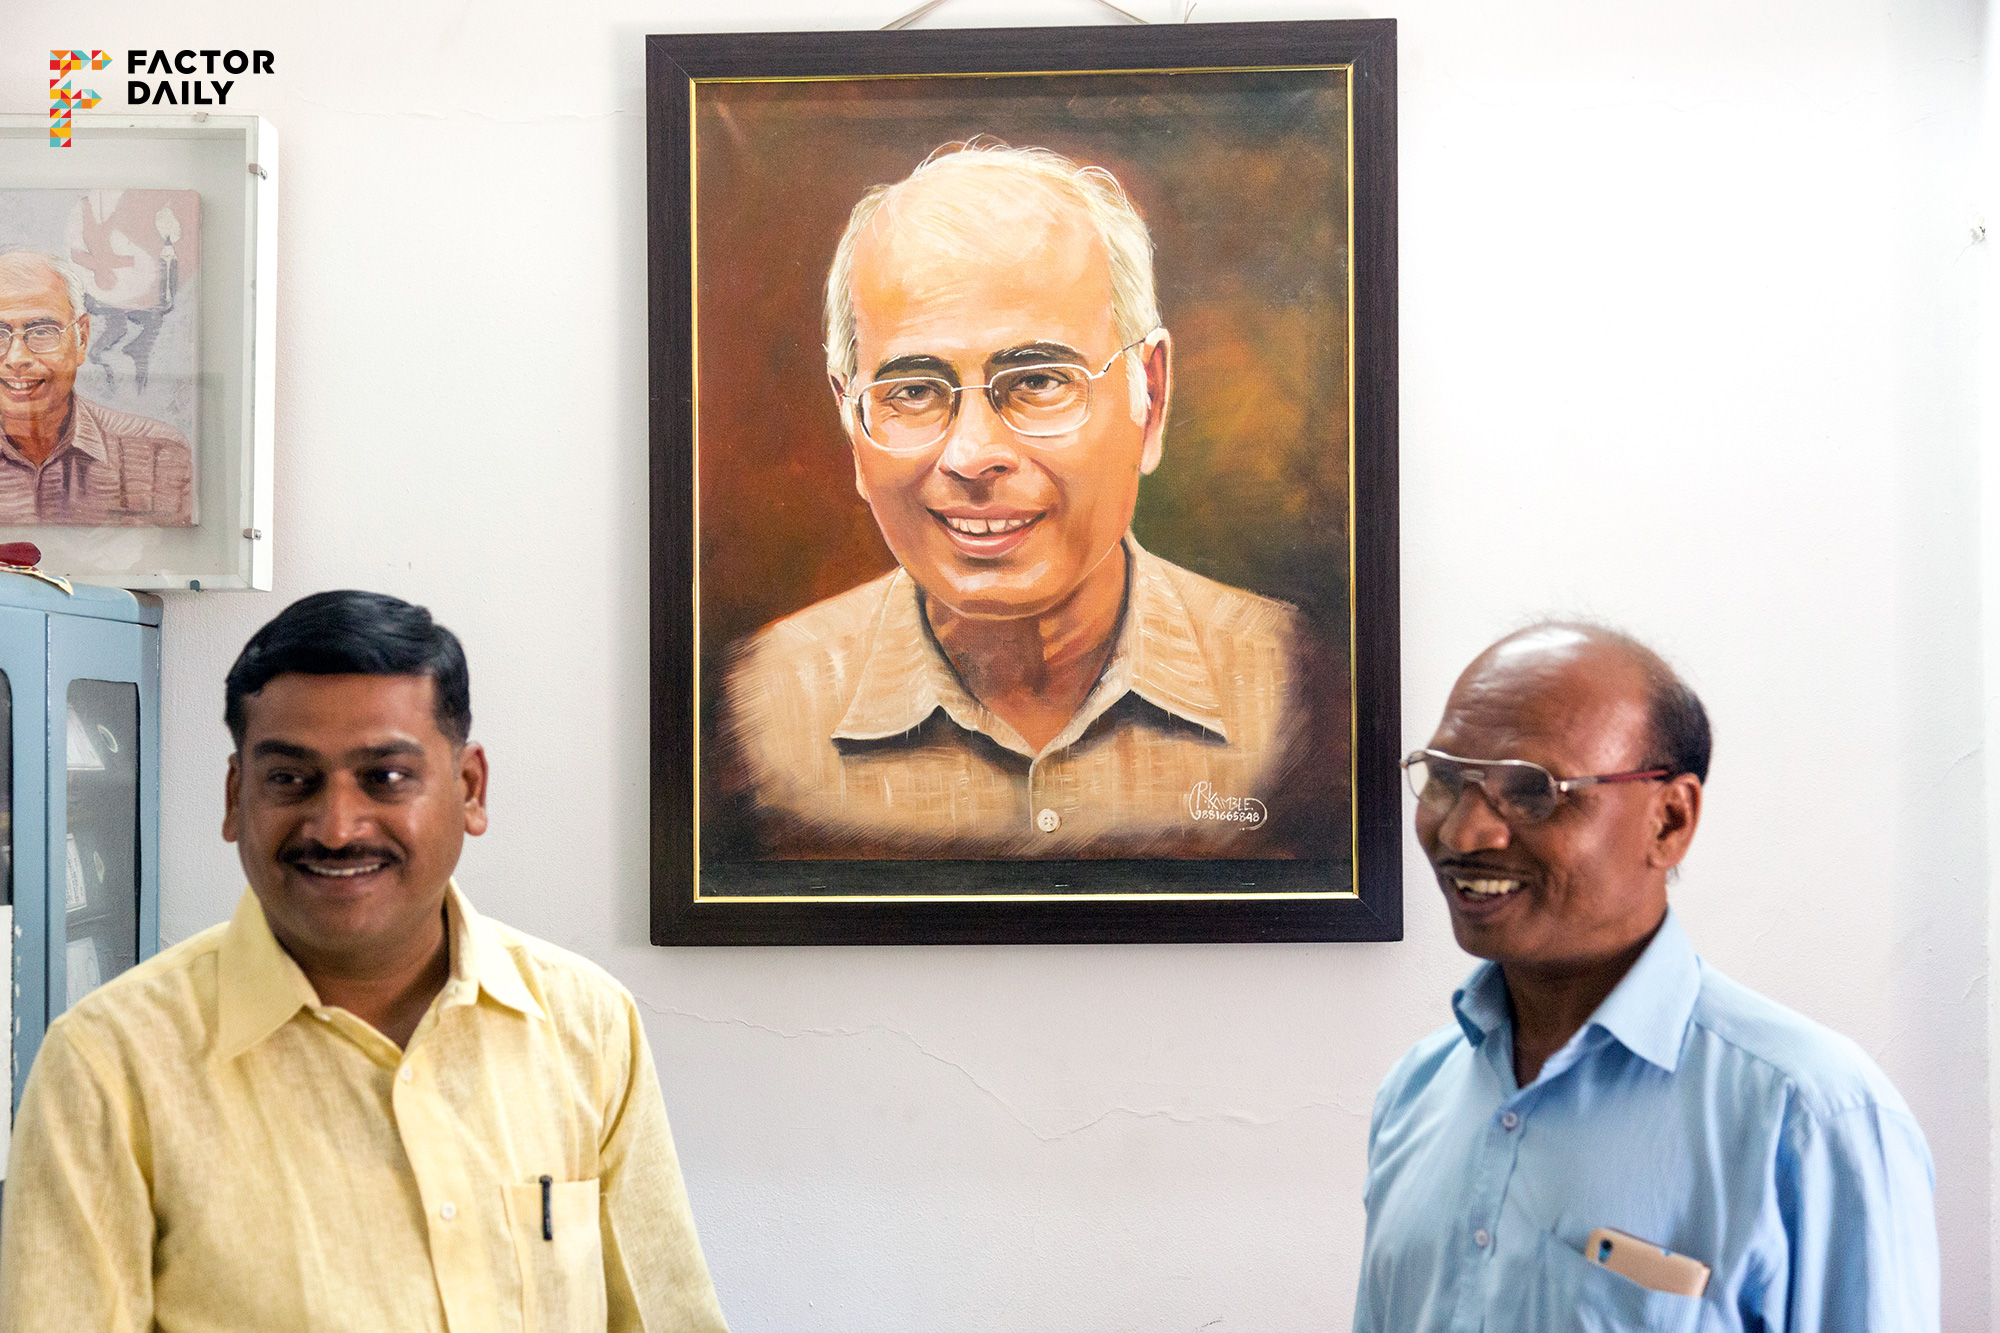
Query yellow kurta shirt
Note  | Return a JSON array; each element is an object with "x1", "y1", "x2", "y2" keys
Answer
[{"x1": 0, "y1": 884, "x2": 729, "y2": 1333}]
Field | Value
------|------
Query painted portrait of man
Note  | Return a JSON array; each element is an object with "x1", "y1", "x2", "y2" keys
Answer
[
  {"x1": 719, "y1": 144, "x2": 1316, "y2": 859},
  {"x1": 0, "y1": 188, "x2": 200, "y2": 529},
  {"x1": 674, "y1": 57, "x2": 1366, "y2": 894},
  {"x1": 0, "y1": 250, "x2": 192, "y2": 528}
]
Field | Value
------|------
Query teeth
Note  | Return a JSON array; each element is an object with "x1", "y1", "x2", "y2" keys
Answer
[
  {"x1": 1455, "y1": 877, "x2": 1521, "y2": 898},
  {"x1": 302, "y1": 863, "x2": 383, "y2": 878},
  {"x1": 943, "y1": 515, "x2": 1033, "y2": 536}
]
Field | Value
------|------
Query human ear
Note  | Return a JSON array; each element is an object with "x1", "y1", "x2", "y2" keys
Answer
[
  {"x1": 1648, "y1": 775, "x2": 1703, "y2": 870},
  {"x1": 458, "y1": 742, "x2": 490, "y2": 838},
  {"x1": 832, "y1": 375, "x2": 872, "y2": 502},
  {"x1": 222, "y1": 752, "x2": 241, "y2": 843},
  {"x1": 1138, "y1": 328, "x2": 1172, "y2": 476}
]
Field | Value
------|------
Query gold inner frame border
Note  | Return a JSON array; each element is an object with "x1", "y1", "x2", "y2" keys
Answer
[{"x1": 686, "y1": 61, "x2": 1363, "y2": 904}]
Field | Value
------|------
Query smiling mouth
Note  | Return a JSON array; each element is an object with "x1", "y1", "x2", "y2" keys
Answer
[
  {"x1": 283, "y1": 849, "x2": 398, "y2": 881},
  {"x1": 936, "y1": 512, "x2": 1039, "y2": 536},
  {"x1": 0, "y1": 378, "x2": 42, "y2": 392},
  {"x1": 1443, "y1": 871, "x2": 1527, "y2": 904},
  {"x1": 301, "y1": 862, "x2": 384, "y2": 878}
]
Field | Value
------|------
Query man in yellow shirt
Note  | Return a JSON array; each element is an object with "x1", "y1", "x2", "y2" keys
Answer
[{"x1": 0, "y1": 590, "x2": 730, "y2": 1331}]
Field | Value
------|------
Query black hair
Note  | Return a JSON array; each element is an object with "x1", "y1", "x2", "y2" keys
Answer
[
  {"x1": 1513, "y1": 618, "x2": 1712, "y2": 783},
  {"x1": 1642, "y1": 666, "x2": 1712, "y2": 785},
  {"x1": 224, "y1": 590, "x2": 471, "y2": 747}
]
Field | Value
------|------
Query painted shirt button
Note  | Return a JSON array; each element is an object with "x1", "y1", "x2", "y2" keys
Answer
[
  {"x1": 1500, "y1": 1111, "x2": 1519, "y2": 1130},
  {"x1": 440, "y1": 1202, "x2": 457, "y2": 1221},
  {"x1": 399, "y1": 1067, "x2": 413, "y2": 1084},
  {"x1": 314, "y1": 1011, "x2": 332, "y2": 1023},
  {"x1": 1473, "y1": 1229, "x2": 1490, "y2": 1249},
  {"x1": 1036, "y1": 808, "x2": 1060, "y2": 833}
]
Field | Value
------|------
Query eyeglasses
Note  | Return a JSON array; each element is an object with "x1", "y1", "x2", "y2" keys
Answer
[
  {"x1": 848, "y1": 333, "x2": 1157, "y2": 455},
  {"x1": 1400, "y1": 748, "x2": 1671, "y2": 824},
  {"x1": 0, "y1": 317, "x2": 82, "y2": 356}
]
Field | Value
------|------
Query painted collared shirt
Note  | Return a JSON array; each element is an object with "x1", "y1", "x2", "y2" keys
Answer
[
  {"x1": 0, "y1": 393, "x2": 193, "y2": 526},
  {"x1": 1354, "y1": 909, "x2": 1939, "y2": 1332},
  {"x1": 0, "y1": 885, "x2": 729, "y2": 1333},
  {"x1": 718, "y1": 537, "x2": 1319, "y2": 857}
]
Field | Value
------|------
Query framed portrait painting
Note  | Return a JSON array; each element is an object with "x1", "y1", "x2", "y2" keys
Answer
[
  {"x1": 0, "y1": 114, "x2": 276, "y2": 590},
  {"x1": 648, "y1": 20, "x2": 1399, "y2": 944}
]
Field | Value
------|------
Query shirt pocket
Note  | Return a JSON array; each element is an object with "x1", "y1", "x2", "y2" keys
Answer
[
  {"x1": 503, "y1": 1177, "x2": 609, "y2": 1333},
  {"x1": 1523, "y1": 1227, "x2": 1707, "y2": 1333}
]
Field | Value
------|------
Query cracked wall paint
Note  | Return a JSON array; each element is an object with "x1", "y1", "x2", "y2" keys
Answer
[{"x1": 637, "y1": 998, "x2": 1372, "y2": 1142}]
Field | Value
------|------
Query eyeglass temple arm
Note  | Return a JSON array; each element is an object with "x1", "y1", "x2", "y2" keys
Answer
[{"x1": 1556, "y1": 768, "x2": 1673, "y2": 793}]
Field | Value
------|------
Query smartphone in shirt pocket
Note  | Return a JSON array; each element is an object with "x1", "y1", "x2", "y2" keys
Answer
[
  {"x1": 1584, "y1": 1227, "x2": 1711, "y2": 1297},
  {"x1": 505, "y1": 1176, "x2": 608, "y2": 1332},
  {"x1": 1522, "y1": 1227, "x2": 1705, "y2": 1332}
]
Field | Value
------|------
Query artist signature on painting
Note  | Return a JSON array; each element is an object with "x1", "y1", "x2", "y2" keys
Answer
[{"x1": 1184, "y1": 781, "x2": 1267, "y2": 826}]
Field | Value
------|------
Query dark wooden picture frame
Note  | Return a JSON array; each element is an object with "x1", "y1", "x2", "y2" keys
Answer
[{"x1": 648, "y1": 20, "x2": 1399, "y2": 945}]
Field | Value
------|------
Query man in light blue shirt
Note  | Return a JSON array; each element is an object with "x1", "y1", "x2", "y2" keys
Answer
[{"x1": 1355, "y1": 623, "x2": 1938, "y2": 1331}]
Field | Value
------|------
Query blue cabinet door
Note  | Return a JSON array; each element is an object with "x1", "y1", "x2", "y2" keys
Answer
[{"x1": 0, "y1": 607, "x2": 45, "y2": 1112}]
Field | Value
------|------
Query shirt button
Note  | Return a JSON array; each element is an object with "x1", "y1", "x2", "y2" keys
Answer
[
  {"x1": 1036, "y1": 808, "x2": 1060, "y2": 833},
  {"x1": 314, "y1": 1011, "x2": 332, "y2": 1023},
  {"x1": 1473, "y1": 1229, "x2": 1490, "y2": 1249},
  {"x1": 440, "y1": 1202, "x2": 457, "y2": 1221},
  {"x1": 398, "y1": 1066, "x2": 413, "y2": 1084},
  {"x1": 1500, "y1": 1111, "x2": 1519, "y2": 1130}
]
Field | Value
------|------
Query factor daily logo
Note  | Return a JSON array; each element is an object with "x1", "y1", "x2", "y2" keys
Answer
[
  {"x1": 48, "y1": 50, "x2": 110, "y2": 146},
  {"x1": 47, "y1": 47, "x2": 276, "y2": 145},
  {"x1": 127, "y1": 49, "x2": 273, "y2": 108}
]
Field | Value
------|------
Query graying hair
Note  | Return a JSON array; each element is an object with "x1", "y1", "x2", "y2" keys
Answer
[
  {"x1": 1501, "y1": 617, "x2": 1712, "y2": 783},
  {"x1": 823, "y1": 141, "x2": 1160, "y2": 408},
  {"x1": 0, "y1": 250, "x2": 88, "y2": 322}
]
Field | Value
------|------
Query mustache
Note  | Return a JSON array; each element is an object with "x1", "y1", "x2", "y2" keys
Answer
[
  {"x1": 279, "y1": 841, "x2": 402, "y2": 867},
  {"x1": 1433, "y1": 855, "x2": 1527, "y2": 877}
]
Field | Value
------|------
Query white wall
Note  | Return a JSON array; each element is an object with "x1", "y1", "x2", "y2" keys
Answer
[
  {"x1": 1980, "y1": 0, "x2": 2000, "y2": 1308},
  {"x1": 5, "y1": 0, "x2": 1991, "y2": 1327}
]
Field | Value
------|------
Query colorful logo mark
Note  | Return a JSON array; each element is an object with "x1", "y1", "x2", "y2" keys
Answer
[{"x1": 49, "y1": 50, "x2": 112, "y2": 147}]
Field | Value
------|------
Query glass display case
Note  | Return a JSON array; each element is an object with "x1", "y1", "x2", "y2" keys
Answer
[{"x1": 0, "y1": 574, "x2": 160, "y2": 1173}]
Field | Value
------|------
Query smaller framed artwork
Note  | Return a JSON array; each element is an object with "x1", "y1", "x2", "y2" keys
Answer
[
  {"x1": 0, "y1": 114, "x2": 276, "y2": 590},
  {"x1": 649, "y1": 20, "x2": 1401, "y2": 946}
]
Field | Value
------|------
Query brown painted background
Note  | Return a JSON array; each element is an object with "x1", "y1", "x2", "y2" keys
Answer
[
  {"x1": 695, "y1": 66, "x2": 1352, "y2": 639},
  {"x1": 692, "y1": 67, "x2": 1355, "y2": 856}
]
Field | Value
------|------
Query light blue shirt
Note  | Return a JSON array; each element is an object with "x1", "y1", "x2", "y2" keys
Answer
[{"x1": 1354, "y1": 909, "x2": 1939, "y2": 1332}]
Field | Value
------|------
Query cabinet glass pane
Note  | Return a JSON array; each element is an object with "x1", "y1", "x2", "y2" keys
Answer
[{"x1": 65, "y1": 680, "x2": 137, "y2": 1008}]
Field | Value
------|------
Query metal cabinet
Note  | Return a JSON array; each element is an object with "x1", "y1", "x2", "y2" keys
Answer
[{"x1": 0, "y1": 574, "x2": 161, "y2": 1149}]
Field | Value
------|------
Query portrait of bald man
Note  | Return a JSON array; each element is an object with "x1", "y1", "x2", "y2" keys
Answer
[
  {"x1": 717, "y1": 143, "x2": 1329, "y2": 859},
  {"x1": 0, "y1": 249, "x2": 193, "y2": 527}
]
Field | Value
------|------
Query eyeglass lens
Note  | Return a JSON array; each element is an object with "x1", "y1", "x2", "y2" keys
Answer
[
  {"x1": 859, "y1": 363, "x2": 1093, "y2": 452},
  {"x1": 1405, "y1": 755, "x2": 1561, "y2": 822},
  {"x1": 0, "y1": 323, "x2": 69, "y2": 354}
]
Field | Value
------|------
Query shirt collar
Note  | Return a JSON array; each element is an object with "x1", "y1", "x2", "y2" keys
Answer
[
  {"x1": 1586, "y1": 906, "x2": 1701, "y2": 1071},
  {"x1": 1451, "y1": 959, "x2": 1511, "y2": 1049},
  {"x1": 65, "y1": 396, "x2": 110, "y2": 462},
  {"x1": 831, "y1": 535, "x2": 1230, "y2": 758},
  {"x1": 215, "y1": 880, "x2": 544, "y2": 1062},
  {"x1": 1449, "y1": 906, "x2": 1701, "y2": 1073},
  {"x1": 448, "y1": 884, "x2": 546, "y2": 1022},
  {"x1": 0, "y1": 397, "x2": 100, "y2": 468},
  {"x1": 214, "y1": 890, "x2": 321, "y2": 1062}
]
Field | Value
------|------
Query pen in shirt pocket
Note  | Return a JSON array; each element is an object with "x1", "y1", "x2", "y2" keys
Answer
[{"x1": 540, "y1": 1175, "x2": 553, "y2": 1241}]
